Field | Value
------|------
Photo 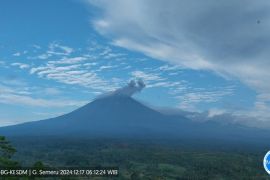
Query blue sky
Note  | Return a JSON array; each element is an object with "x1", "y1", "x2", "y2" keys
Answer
[{"x1": 0, "y1": 0, "x2": 269, "y2": 127}]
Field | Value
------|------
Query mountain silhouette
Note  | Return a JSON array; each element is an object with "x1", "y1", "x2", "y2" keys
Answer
[
  {"x1": 0, "y1": 94, "x2": 269, "y2": 144},
  {"x1": 0, "y1": 95, "x2": 187, "y2": 137}
]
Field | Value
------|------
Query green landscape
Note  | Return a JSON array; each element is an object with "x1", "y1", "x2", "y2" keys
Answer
[{"x1": 1, "y1": 136, "x2": 269, "y2": 179}]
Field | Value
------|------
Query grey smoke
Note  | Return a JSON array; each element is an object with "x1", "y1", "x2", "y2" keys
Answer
[
  {"x1": 114, "y1": 79, "x2": 146, "y2": 97},
  {"x1": 96, "y1": 79, "x2": 146, "y2": 100}
]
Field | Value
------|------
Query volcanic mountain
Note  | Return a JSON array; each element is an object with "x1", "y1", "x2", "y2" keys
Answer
[
  {"x1": 0, "y1": 94, "x2": 269, "y2": 144},
  {"x1": 0, "y1": 95, "x2": 187, "y2": 137}
]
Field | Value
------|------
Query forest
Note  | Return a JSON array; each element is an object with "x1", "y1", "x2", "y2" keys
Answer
[{"x1": 0, "y1": 136, "x2": 269, "y2": 179}]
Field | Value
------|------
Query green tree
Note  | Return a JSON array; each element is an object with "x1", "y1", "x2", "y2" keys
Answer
[
  {"x1": 32, "y1": 161, "x2": 45, "y2": 170},
  {"x1": 0, "y1": 136, "x2": 19, "y2": 168},
  {"x1": 29, "y1": 161, "x2": 45, "y2": 180},
  {"x1": 130, "y1": 171, "x2": 140, "y2": 180}
]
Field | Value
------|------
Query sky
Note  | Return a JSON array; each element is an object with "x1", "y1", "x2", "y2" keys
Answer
[{"x1": 0, "y1": 0, "x2": 269, "y2": 127}]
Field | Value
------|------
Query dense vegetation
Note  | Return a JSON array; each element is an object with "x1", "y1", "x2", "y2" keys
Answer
[
  {"x1": 0, "y1": 136, "x2": 19, "y2": 168},
  {"x1": 2, "y1": 137, "x2": 267, "y2": 179}
]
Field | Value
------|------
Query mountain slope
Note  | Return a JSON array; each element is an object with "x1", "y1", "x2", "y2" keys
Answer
[
  {"x1": 0, "y1": 95, "x2": 269, "y2": 144},
  {"x1": 0, "y1": 95, "x2": 188, "y2": 137}
]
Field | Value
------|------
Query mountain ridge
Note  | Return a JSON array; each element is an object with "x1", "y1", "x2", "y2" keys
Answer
[
  {"x1": 0, "y1": 95, "x2": 188, "y2": 137},
  {"x1": 0, "y1": 94, "x2": 269, "y2": 145}
]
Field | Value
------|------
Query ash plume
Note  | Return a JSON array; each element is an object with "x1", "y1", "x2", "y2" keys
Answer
[
  {"x1": 96, "y1": 79, "x2": 146, "y2": 100},
  {"x1": 114, "y1": 79, "x2": 146, "y2": 97}
]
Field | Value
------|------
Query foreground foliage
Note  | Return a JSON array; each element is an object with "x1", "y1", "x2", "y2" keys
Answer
[
  {"x1": 0, "y1": 136, "x2": 18, "y2": 168},
  {"x1": 9, "y1": 137, "x2": 270, "y2": 180}
]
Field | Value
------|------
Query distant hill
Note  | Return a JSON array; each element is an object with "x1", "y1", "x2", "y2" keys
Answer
[{"x1": 0, "y1": 94, "x2": 269, "y2": 144}]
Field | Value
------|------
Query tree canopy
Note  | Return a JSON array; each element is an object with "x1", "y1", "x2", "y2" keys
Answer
[{"x1": 0, "y1": 136, "x2": 19, "y2": 168}]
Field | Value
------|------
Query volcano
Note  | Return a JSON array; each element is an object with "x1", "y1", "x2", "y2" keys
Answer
[
  {"x1": 0, "y1": 94, "x2": 269, "y2": 144},
  {"x1": 0, "y1": 95, "x2": 188, "y2": 137}
]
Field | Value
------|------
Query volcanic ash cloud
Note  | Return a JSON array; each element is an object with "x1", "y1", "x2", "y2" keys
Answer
[{"x1": 114, "y1": 79, "x2": 146, "y2": 97}]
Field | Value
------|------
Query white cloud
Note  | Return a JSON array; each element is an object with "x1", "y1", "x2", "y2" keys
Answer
[
  {"x1": 13, "y1": 52, "x2": 21, "y2": 57},
  {"x1": 37, "y1": 53, "x2": 51, "y2": 60},
  {"x1": 175, "y1": 87, "x2": 234, "y2": 111},
  {"x1": 131, "y1": 70, "x2": 165, "y2": 82},
  {"x1": 0, "y1": 77, "x2": 28, "y2": 87},
  {"x1": 43, "y1": 87, "x2": 62, "y2": 95},
  {"x1": 30, "y1": 63, "x2": 117, "y2": 92},
  {"x1": 34, "y1": 42, "x2": 74, "y2": 60},
  {"x1": 233, "y1": 92, "x2": 270, "y2": 122},
  {"x1": 130, "y1": 70, "x2": 186, "y2": 96},
  {"x1": 11, "y1": 62, "x2": 30, "y2": 69},
  {"x1": 83, "y1": 62, "x2": 98, "y2": 68},
  {"x1": 48, "y1": 56, "x2": 87, "y2": 65},
  {"x1": 155, "y1": 65, "x2": 183, "y2": 72},
  {"x1": 25, "y1": 41, "x2": 138, "y2": 92},
  {"x1": 0, "y1": 84, "x2": 86, "y2": 108},
  {"x1": 96, "y1": 65, "x2": 118, "y2": 71},
  {"x1": 48, "y1": 42, "x2": 73, "y2": 56},
  {"x1": 13, "y1": 51, "x2": 27, "y2": 57},
  {"x1": 0, "y1": 119, "x2": 21, "y2": 127},
  {"x1": 208, "y1": 108, "x2": 227, "y2": 118},
  {"x1": 88, "y1": 0, "x2": 270, "y2": 121},
  {"x1": 0, "y1": 93, "x2": 86, "y2": 107}
]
